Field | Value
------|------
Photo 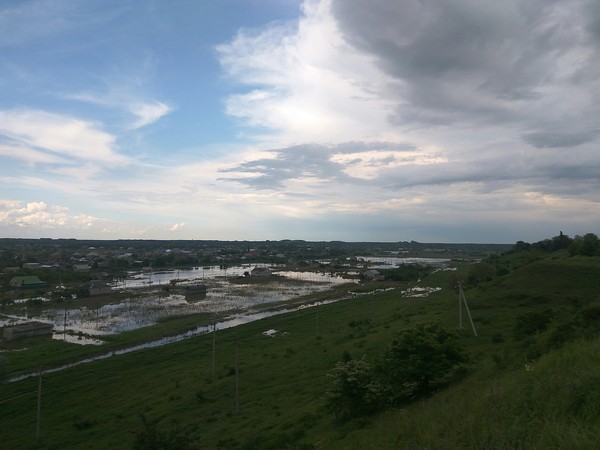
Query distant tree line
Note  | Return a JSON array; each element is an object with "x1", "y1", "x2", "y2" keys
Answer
[{"x1": 513, "y1": 232, "x2": 600, "y2": 257}]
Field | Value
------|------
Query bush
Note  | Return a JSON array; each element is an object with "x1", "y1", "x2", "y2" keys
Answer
[
  {"x1": 325, "y1": 357, "x2": 384, "y2": 421},
  {"x1": 325, "y1": 324, "x2": 469, "y2": 421},
  {"x1": 377, "y1": 323, "x2": 469, "y2": 403}
]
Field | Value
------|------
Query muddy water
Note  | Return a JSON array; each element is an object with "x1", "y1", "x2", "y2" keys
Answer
[{"x1": 1, "y1": 268, "x2": 353, "y2": 346}]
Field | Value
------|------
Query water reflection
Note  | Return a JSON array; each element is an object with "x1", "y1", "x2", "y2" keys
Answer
[
  {"x1": 3, "y1": 268, "x2": 354, "y2": 346},
  {"x1": 8, "y1": 298, "x2": 342, "y2": 383},
  {"x1": 356, "y1": 256, "x2": 451, "y2": 268}
]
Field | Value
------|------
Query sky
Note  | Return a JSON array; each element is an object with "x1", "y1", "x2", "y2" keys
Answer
[{"x1": 1, "y1": 0, "x2": 599, "y2": 243}]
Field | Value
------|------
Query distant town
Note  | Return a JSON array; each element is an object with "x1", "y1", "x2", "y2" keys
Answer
[{"x1": 0, "y1": 238, "x2": 511, "y2": 302}]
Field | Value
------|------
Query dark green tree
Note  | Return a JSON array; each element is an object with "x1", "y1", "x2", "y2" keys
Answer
[
  {"x1": 377, "y1": 323, "x2": 469, "y2": 403},
  {"x1": 467, "y1": 261, "x2": 496, "y2": 286},
  {"x1": 569, "y1": 233, "x2": 600, "y2": 256},
  {"x1": 325, "y1": 357, "x2": 383, "y2": 421}
]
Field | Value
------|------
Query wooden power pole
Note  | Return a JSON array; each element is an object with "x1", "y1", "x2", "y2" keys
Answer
[{"x1": 458, "y1": 282, "x2": 478, "y2": 337}]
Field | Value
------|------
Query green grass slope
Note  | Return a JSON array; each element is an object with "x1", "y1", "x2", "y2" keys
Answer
[{"x1": 0, "y1": 251, "x2": 599, "y2": 449}]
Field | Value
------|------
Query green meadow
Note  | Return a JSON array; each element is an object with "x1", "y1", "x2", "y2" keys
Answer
[{"x1": 1, "y1": 247, "x2": 600, "y2": 449}]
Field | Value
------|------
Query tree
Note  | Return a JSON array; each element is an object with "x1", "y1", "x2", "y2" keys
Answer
[
  {"x1": 467, "y1": 262, "x2": 496, "y2": 286},
  {"x1": 377, "y1": 323, "x2": 468, "y2": 404},
  {"x1": 325, "y1": 357, "x2": 383, "y2": 421},
  {"x1": 569, "y1": 233, "x2": 600, "y2": 256}
]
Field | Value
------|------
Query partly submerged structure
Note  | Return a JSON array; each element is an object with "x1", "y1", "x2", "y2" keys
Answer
[
  {"x1": 9, "y1": 276, "x2": 48, "y2": 290},
  {"x1": 2, "y1": 322, "x2": 54, "y2": 340},
  {"x1": 85, "y1": 281, "x2": 113, "y2": 296},
  {"x1": 184, "y1": 284, "x2": 208, "y2": 295},
  {"x1": 251, "y1": 267, "x2": 272, "y2": 277}
]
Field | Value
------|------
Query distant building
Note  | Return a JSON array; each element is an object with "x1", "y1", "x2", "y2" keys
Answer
[
  {"x1": 23, "y1": 262, "x2": 42, "y2": 270},
  {"x1": 362, "y1": 269, "x2": 384, "y2": 281},
  {"x1": 3, "y1": 322, "x2": 54, "y2": 340},
  {"x1": 184, "y1": 284, "x2": 207, "y2": 295},
  {"x1": 251, "y1": 267, "x2": 272, "y2": 277},
  {"x1": 86, "y1": 281, "x2": 112, "y2": 296},
  {"x1": 9, "y1": 276, "x2": 48, "y2": 290},
  {"x1": 74, "y1": 264, "x2": 91, "y2": 272}
]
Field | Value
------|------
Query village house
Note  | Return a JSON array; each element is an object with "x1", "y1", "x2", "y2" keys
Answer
[
  {"x1": 84, "y1": 281, "x2": 112, "y2": 296},
  {"x1": 362, "y1": 269, "x2": 384, "y2": 281},
  {"x1": 9, "y1": 275, "x2": 48, "y2": 290}
]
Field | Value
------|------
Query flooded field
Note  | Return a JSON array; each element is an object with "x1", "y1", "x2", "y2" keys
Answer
[
  {"x1": 1, "y1": 258, "x2": 451, "y2": 348},
  {"x1": 1, "y1": 266, "x2": 354, "y2": 345}
]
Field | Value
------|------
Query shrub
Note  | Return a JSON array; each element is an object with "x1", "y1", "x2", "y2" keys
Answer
[
  {"x1": 513, "y1": 309, "x2": 554, "y2": 340},
  {"x1": 377, "y1": 323, "x2": 469, "y2": 403},
  {"x1": 325, "y1": 357, "x2": 384, "y2": 421}
]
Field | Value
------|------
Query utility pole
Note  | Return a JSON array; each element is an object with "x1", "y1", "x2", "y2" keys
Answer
[
  {"x1": 235, "y1": 335, "x2": 240, "y2": 414},
  {"x1": 36, "y1": 371, "x2": 42, "y2": 440},
  {"x1": 457, "y1": 282, "x2": 477, "y2": 337},
  {"x1": 212, "y1": 323, "x2": 216, "y2": 378}
]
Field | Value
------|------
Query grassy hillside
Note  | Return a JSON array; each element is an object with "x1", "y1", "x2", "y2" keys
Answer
[{"x1": 1, "y1": 250, "x2": 599, "y2": 449}]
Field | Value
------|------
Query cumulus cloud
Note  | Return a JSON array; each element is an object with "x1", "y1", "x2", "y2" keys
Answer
[
  {"x1": 217, "y1": 0, "x2": 398, "y2": 144},
  {"x1": 0, "y1": 200, "x2": 100, "y2": 229},
  {"x1": 168, "y1": 222, "x2": 186, "y2": 232}
]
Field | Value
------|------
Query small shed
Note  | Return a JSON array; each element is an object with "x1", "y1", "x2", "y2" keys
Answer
[{"x1": 3, "y1": 322, "x2": 54, "y2": 340}]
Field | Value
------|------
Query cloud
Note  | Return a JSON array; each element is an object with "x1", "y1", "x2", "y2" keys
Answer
[
  {"x1": 218, "y1": 0, "x2": 600, "y2": 150},
  {"x1": 330, "y1": 0, "x2": 600, "y2": 144},
  {"x1": 0, "y1": 109, "x2": 129, "y2": 166},
  {"x1": 521, "y1": 130, "x2": 598, "y2": 149},
  {"x1": 0, "y1": 200, "x2": 100, "y2": 229},
  {"x1": 129, "y1": 101, "x2": 172, "y2": 129},
  {"x1": 210, "y1": 0, "x2": 600, "y2": 242},
  {"x1": 217, "y1": 0, "x2": 398, "y2": 145},
  {"x1": 68, "y1": 92, "x2": 173, "y2": 129},
  {"x1": 168, "y1": 222, "x2": 186, "y2": 232},
  {"x1": 220, "y1": 141, "x2": 446, "y2": 188}
]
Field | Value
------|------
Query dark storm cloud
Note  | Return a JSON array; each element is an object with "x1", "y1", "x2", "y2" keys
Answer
[
  {"x1": 220, "y1": 143, "x2": 350, "y2": 189},
  {"x1": 330, "y1": 0, "x2": 600, "y2": 146},
  {"x1": 219, "y1": 142, "x2": 418, "y2": 189},
  {"x1": 522, "y1": 130, "x2": 599, "y2": 148}
]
